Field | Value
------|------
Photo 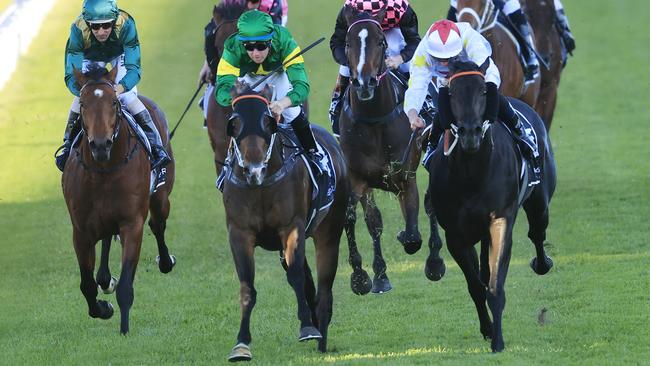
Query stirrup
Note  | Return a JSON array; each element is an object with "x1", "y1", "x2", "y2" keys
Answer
[
  {"x1": 54, "y1": 143, "x2": 71, "y2": 172},
  {"x1": 153, "y1": 167, "x2": 167, "y2": 191}
]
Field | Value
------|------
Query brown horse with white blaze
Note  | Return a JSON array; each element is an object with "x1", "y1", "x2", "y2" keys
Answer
[{"x1": 62, "y1": 67, "x2": 176, "y2": 334}]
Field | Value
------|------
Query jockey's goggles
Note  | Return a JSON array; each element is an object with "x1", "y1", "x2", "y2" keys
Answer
[
  {"x1": 89, "y1": 21, "x2": 113, "y2": 30},
  {"x1": 243, "y1": 41, "x2": 271, "y2": 52}
]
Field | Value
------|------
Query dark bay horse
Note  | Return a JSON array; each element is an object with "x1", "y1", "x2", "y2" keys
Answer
[
  {"x1": 338, "y1": 5, "x2": 428, "y2": 295},
  {"x1": 456, "y1": 0, "x2": 565, "y2": 128},
  {"x1": 221, "y1": 83, "x2": 349, "y2": 361},
  {"x1": 62, "y1": 67, "x2": 176, "y2": 334},
  {"x1": 424, "y1": 61, "x2": 556, "y2": 352}
]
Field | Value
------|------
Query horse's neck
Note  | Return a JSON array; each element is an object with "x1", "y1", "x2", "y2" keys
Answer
[
  {"x1": 81, "y1": 117, "x2": 131, "y2": 169},
  {"x1": 349, "y1": 76, "x2": 398, "y2": 117}
]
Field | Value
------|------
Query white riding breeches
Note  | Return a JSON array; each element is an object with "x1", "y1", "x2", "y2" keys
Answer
[
  {"x1": 70, "y1": 54, "x2": 145, "y2": 115},
  {"x1": 339, "y1": 27, "x2": 410, "y2": 77},
  {"x1": 239, "y1": 71, "x2": 301, "y2": 123}
]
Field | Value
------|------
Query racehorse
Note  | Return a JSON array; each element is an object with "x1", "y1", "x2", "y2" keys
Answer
[
  {"x1": 221, "y1": 83, "x2": 349, "y2": 361},
  {"x1": 424, "y1": 61, "x2": 556, "y2": 352},
  {"x1": 456, "y1": 0, "x2": 565, "y2": 128},
  {"x1": 62, "y1": 67, "x2": 176, "y2": 334},
  {"x1": 338, "y1": 5, "x2": 431, "y2": 295}
]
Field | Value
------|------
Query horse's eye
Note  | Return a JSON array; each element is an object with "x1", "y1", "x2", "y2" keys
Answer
[{"x1": 112, "y1": 100, "x2": 118, "y2": 107}]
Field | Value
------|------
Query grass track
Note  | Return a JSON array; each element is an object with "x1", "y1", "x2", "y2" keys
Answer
[{"x1": 1, "y1": 0, "x2": 649, "y2": 364}]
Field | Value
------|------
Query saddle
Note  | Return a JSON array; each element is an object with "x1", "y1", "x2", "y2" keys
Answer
[{"x1": 216, "y1": 125, "x2": 337, "y2": 237}]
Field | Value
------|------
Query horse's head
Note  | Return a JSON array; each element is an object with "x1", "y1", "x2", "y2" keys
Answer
[
  {"x1": 227, "y1": 82, "x2": 277, "y2": 186},
  {"x1": 213, "y1": 1, "x2": 247, "y2": 61},
  {"x1": 73, "y1": 66, "x2": 121, "y2": 162},
  {"x1": 447, "y1": 60, "x2": 490, "y2": 154},
  {"x1": 343, "y1": 4, "x2": 388, "y2": 101},
  {"x1": 456, "y1": 0, "x2": 492, "y2": 30}
]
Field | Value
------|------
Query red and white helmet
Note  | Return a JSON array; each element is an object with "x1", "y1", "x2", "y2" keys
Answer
[{"x1": 426, "y1": 20, "x2": 462, "y2": 59}]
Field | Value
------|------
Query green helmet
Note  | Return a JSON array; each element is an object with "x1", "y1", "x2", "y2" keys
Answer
[
  {"x1": 237, "y1": 10, "x2": 275, "y2": 42},
  {"x1": 82, "y1": 0, "x2": 119, "y2": 23}
]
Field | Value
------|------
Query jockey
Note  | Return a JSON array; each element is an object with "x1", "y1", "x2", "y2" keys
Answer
[
  {"x1": 447, "y1": 0, "x2": 540, "y2": 83},
  {"x1": 328, "y1": 0, "x2": 421, "y2": 136},
  {"x1": 405, "y1": 20, "x2": 541, "y2": 182},
  {"x1": 57, "y1": 0, "x2": 171, "y2": 179},
  {"x1": 215, "y1": 10, "x2": 326, "y2": 172},
  {"x1": 198, "y1": 0, "x2": 289, "y2": 124}
]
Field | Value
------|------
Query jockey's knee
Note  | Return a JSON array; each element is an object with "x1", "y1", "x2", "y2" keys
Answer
[
  {"x1": 282, "y1": 106, "x2": 302, "y2": 126},
  {"x1": 123, "y1": 92, "x2": 145, "y2": 114}
]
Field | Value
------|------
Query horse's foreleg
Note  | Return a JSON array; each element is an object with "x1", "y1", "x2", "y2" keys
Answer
[
  {"x1": 360, "y1": 191, "x2": 391, "y2": 294},
  {"x1": 302, "y1": 258, "x2": 318, "y2": 326},
  {"x1": 423, "y1": 189, "x2": 445, "y2": 281},
  {"x1": 96, "y1": 237, "x2": 117, "y2": 294},
  {"x1": 447, "y1": 237, "x2": 492, "y2": 341},
  {"x1": 149, "y1": 192, "x2": 176, "y2": 274},
  {"x1": 523, "y1": 193, "x2": 553, "y2": 275},
  {"x1": 486, "y1": 215, "x2": 515, "y2": 352},
  {"x1": 115, "y1": 222, "x2": 144, "y2": 335},
  {"x1": 73, "y1": 230, "x2": 113, "y2": 320},
  {"x1": 345, "y1": 194, "x2": 372, "y2": 295},
  {"x1": 281, "y1": 224, "x2": 321, "y2": 342},
  {"x1": 227, "y1": 227, "x2": 256, "y2": 362},
  {"x1": 396, "y1": 177, "x2": 422, "y2": 254}
]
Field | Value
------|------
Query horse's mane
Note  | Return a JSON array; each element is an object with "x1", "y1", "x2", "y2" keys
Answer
[
  {"x1": 214, "y1": 0, "x2": 247, "y2": 21},
  {"x1": 449, "y1": 60, "x2": 482, "y2": 75},
  {"x1": 83, "y1": 65, "x2": 110, "y2": 81}
]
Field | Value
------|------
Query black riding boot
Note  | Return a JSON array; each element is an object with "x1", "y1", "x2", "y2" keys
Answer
[
  {"x1": 328, "y1": 75, "x2": 350, "y2": 137},
  {"x1": 54, "y1": 111, "x2": 81, "y2": 172},
  {"x1": 446, "y1": 5, "x2": 457, "y2": 22},
  {"x1": 134, "y1": 110, "x2": 171, "y2": 188},
  {"x1": 555, "y1": 9, "x2": 576, "y2": 54},
  {"x1": 291, "y1": 111, "x2": 327, "y2": 174},
  {"x1": 507, "y1": 10, "x2": 540, "y2": 83}
]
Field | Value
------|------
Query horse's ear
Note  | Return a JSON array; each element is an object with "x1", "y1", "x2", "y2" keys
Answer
[
  {"x1": 478, "y1": 59, "x2": 490, "y2": 75},
  {"x1": 212, "y1": 5, "x2": 221, "y2": 24},
  {"x1": 107, "y1": 66, "x2": 118, "y2": 83},
  {"x1": 372, "y1": 3, "x2": 389, "y2": 25},
  {"x1": 73, "y1": 67, "x2": 87, "y2": 89},
  {"x1": 261, "y1": 84, "x2": 273, "y2": 101},
  {"x1": 342, "y1": 5, "x2": 358, "y2": 27}
]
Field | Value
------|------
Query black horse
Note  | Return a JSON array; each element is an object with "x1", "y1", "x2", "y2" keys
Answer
[
  {"x1": 220, "y1": 82, "x2": 349, "y2": 361},
  {"x1": 338, "y1": 5, "x2": 427, "y2": 295},
  {"x1": 424, "y1": 61, "x2": 556, "y2": 352}
]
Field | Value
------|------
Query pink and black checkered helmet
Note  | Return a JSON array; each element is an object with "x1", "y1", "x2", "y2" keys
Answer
[{"x1": 345, "y1": 0, "x2": 409, "y2": 30}]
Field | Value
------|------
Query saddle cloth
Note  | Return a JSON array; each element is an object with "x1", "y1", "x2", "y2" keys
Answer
[{"x1": 217, "y1": 124, "x2": 337, "y2": 237}]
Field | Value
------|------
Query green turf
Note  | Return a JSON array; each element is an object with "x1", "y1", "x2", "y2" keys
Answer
[{"x1": 1, "y1": 0, "x2": 649, "y2": 364}]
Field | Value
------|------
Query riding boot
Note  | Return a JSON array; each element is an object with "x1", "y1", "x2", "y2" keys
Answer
[
  {"x1": 507, "y1": 10, "x2": 540, "y2": 83},
  {"x1": 446, "y1": 5, "x2": 457, "y2": 22},
  {"x1": 422, "y1": 113, "x2": 444, "y2": 169},
  {"x1": 555, "y1": 9, "x2": 576, "y2": 55},
  {"x1": 328, "y1": 75, "x2": 350, "y2": 137},
  {"x1": 291, "y1": 111, "x2": 327, "y2": 175},
  {"x1": 134, "y1": 110, "x2": 172, "y2": 188},
  {"x1": 54, "y1": 111, "x2": 81, "y2": 172}
]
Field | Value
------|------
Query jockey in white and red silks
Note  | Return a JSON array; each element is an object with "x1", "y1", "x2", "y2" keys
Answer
[{"x1": 327, "y1": 0, "x2": 421, "y2": 135}]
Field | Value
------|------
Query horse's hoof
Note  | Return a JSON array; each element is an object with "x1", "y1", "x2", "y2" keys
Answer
[
  {"x1": 98, "y1": 276, "x2": 118, "y2": 294},
  {"x1": 371, "y1": 275, "x2": 392, "y2": 294},
  {"x1": 228, "y1": 343, "x2": 252, "y2": 362},
  {"x1": 397, "y1": 231, "x2": 422, "y2": 254},
  {"x1": 90, "y1": 300, "x2": 114, "y2": 320},
  {"x1": 156, "y1": 254, "x2": 177, "y2": 274},
  {"x1": 425, "y1": 256, "x2": 446, "y2": 282},
  {"x1": 299, "y1": 326, "x2": 322, "y2": 342},
  {"x1": 350, "y1": 269, "x2": 372, "y2": 295},
  {"x1": 530, "y1": 255, "x2": 553, "y2": 275}
]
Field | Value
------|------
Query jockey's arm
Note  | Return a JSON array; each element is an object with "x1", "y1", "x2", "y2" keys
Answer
[
  {"x1": 215, "y1": 46, "x2": 240, "y2": 107},
  {"x1": 329, "y1": 7, "x2": 349, "y2": 66},
  {"x1": 404, "y1": 42, "x2": 434, "y2": 117},
  {"x1": 462, "y1": 25, "x2": 501, "y2": 88},
  {"x1": 282, "y1": 38, "x2": 309, "y2": 107},
  {"x1": 398, "y1": 6, "x2": 421, "y2": 63},
  {"x1": 119, "y1": 17, "x2": 142, "y2": 93},
  {"x1": 204, "y1": 18, "x2": 218, "y2": 72},
  {"x1": 64, "y1": 24, "x2": 85, "y2": 96}
]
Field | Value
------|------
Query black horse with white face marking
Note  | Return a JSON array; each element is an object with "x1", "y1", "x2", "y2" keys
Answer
[{"x1": 424, "y1": 60, "x2": 556, "y2": 352}]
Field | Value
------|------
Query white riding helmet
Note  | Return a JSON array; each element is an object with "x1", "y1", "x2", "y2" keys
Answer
[{"x1": 426, "y1": 20, "x2": 463, "y2": 59}]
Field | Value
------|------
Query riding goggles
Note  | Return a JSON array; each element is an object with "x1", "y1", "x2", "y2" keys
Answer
[
  {"x1": 88, "y1": 21, "x2": 113, "y2": 30},
  {"x1": 243, "y1": 41, "x2": 271, "y2": 52}
]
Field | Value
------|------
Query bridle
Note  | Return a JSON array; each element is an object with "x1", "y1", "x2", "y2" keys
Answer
[
  {"x1": 229, "y1": 94, "x2": 277, "y2": 170},
  {"x1": 79, "y1": 79, "x2": 122, "y2": 143},
  {"x1": 346, "y1": 18, "x2": 389, "y2": 87},
  {"x1": 445, "y1": 70, "x2": 491, "y2": 155},
  {"x1": 457, "y1": 0, "x2": 497, "y2": 33}
]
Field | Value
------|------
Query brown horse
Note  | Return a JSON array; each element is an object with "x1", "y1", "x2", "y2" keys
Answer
[
  {"x1": 62, "y1": 67, "x2": 176, "y2": 334},
  {"x1": 456, "y1": 0, "x2": 565, "y2": 128},
  {"x1": 221, "y1": 83, "x2": 349, "y2": 361},
  {"x1": 338, "y1": 6, "x2": 427, "y2": 295}
]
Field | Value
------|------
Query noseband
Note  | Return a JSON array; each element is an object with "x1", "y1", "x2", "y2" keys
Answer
[
  {"x1": 446, "y1": 71, "x2": 491, "y2": 155},
  {"x1": 229, "y1": 95, "x2": 277, "y2": 169}
]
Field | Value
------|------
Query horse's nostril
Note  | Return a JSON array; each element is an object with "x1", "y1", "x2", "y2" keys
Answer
[
  {"x1": 106, "y1": 140, "x2": 113, "y2": 147},
  {"x1": 261, "y1": 167, "x2": 267, "y2": 176},
  {"x1": 369, "y1": 77, "x2": 378, "y2": 87}
]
